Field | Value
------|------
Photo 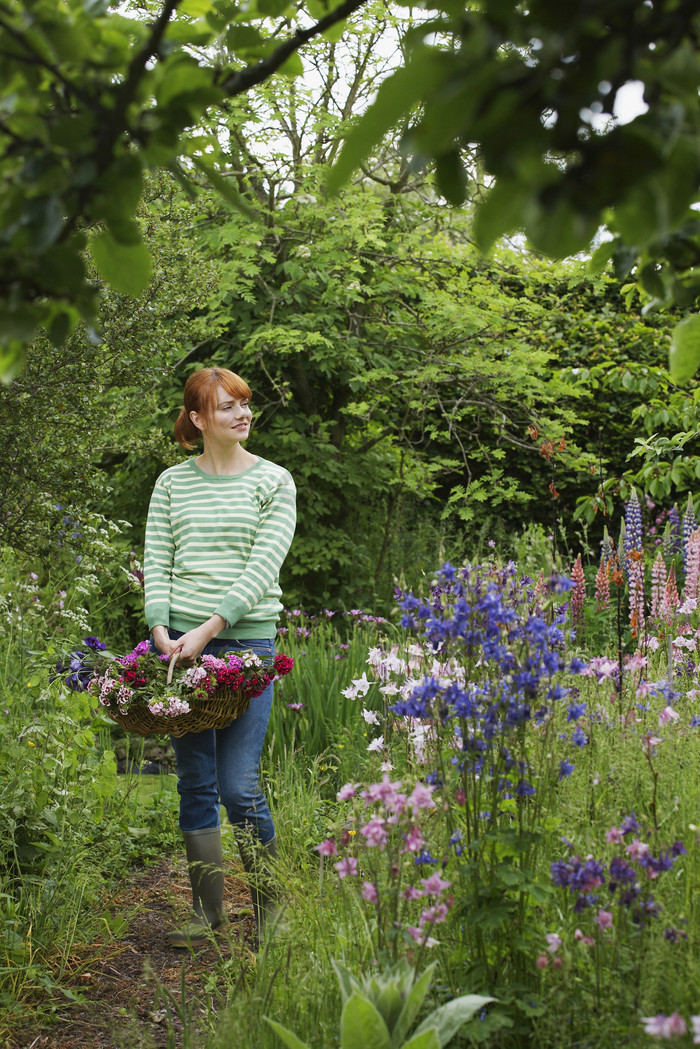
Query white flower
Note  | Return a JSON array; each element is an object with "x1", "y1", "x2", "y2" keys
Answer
[
  {"x1": 362, "y1": 708, "x2": 380, "y2": 725},
  {"x1": 367, "y1": 735, "x2": 384, "y2": 753}
]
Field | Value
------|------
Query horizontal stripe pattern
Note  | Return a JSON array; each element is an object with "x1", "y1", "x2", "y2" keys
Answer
[{"x1": 144, "y1": 457, "x2": 296, "y2": 636}]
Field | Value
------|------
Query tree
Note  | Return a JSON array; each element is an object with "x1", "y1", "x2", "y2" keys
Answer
[
  {"x1": 0, "y1": 0, "x2": 368, "y2": 378},
  {"x1": 330, "y1": 0, "x2": 700, "y2": 378},
  {"x1": 4, "y1": 0, "x2": 700, "y2": 380}
]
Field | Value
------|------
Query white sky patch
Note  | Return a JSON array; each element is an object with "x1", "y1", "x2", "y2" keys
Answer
[{"x1": 613, "y1": 80, "x2": 649, "y2": 124}]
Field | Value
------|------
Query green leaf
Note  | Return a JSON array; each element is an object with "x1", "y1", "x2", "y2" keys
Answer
[
  {"x1": 413, "y1": 995, "x2": 495, "y2": 1047},
  {"x1": 328, "y1": 51, "x2": 448, "y2": 195},
  {"x1": 332, "y1": 959, "x2": 362, "y2": 1004},
  {"x1": 435, "y1": 150, "x2": 467, "y2": 207},
  {"x1": 0, "y1": 338, "x2": 26, "y2": 383},
  {"x1": 474, "y1": 180, "x2": 527, "y2": 253},
  {"x1": 400, "y1": 1030, "x2": 441, "y2": 1049},
  {"x1": 90, "y1": 231, "x2": 153, "y2": 296},
  {"x1": 341, "y1": 993, "x2": 391, "y2": 1049},
  {"x1": 392, "y1": 964, "x2": 436, "y2": 1046},
  {"x1": 257, "y1": 0, "x2": 293, "y2": 15},
  {"x1": 669, "y1": 314, "x2": 700, "y2": 383},
  {"x1": 264, "y1": 1018, "x2": 311, "y2": 1049},
  {"x1": 279, "y1": 51, "x2": 304, "y2": 77}
]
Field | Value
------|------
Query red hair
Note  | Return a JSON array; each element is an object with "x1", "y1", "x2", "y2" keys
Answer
[{"x1": 174, "y1": 368, "x2": 252, "y2": 450}]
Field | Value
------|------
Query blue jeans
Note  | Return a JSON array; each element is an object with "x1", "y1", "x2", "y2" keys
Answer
[{"x1": 162, "y1": 633, "x2": 276, "y2": 844}]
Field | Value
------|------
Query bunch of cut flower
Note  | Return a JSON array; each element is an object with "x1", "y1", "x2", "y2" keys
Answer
[{"x1": 57, "y1": 637, "x2": 293, "y2": 737}]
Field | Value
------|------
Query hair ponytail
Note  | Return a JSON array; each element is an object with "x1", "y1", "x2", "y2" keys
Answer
[{"x1": 174, "y1": 406, "x2": 201, "y2": 450}]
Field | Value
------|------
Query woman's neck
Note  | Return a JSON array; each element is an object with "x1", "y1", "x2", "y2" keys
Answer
[{"x1": 196, "y1": 444, "x2": 258, "y2": 476}]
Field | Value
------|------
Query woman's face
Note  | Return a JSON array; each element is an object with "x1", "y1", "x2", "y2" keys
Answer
[{"x1": 191, "y1": 386, "x2": 252, "y2": 445}]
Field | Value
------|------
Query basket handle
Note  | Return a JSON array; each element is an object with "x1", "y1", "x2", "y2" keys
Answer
[{"x1": 167, "y1": 650, "x2": 181, "y2": 685}]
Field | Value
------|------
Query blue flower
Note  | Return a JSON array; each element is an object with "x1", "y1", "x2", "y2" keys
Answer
[
  {"x1": 414, "y1": 849, "x2": 438, "y2": 866},
  {"x1": 571, "y1": 727, "x2": 588, "y2": 747},
  {"x1": 567, "y1": 701, "x2": 587, "y2": 722},
  {"x1": 84, "y1": 636, "x2": 107, "y2": 651},
  {"x1": 620, "y1": 813, "x2": 640, "y2": 835},
  {"x1": 558, "y1": 760, "x2": 575, "y2": 780}
]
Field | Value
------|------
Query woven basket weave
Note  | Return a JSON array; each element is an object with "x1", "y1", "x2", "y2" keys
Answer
[{"x1": 104, "y1": 653, "x2": 253, "y2": 738}]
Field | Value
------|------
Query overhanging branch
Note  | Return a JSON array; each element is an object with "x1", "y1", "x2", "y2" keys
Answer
[{"x1": 219, "y1": 0, "x2": 371, "y2": 97}]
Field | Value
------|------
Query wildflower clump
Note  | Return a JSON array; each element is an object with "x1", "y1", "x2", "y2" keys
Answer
[{"x1": 318, "y1": 773, "x2": 453, "y2": 955}]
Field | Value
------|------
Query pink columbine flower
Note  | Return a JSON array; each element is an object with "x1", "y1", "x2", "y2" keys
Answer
[
  {"x1": 401, "y1": 886, "x2": 423, "y2": 901},
  {"x1": 574, "y1": 929, "x2": 595, "y2": 946},
  {"x1": 595, "y1": 909, "x2": 613, "y2": 931},
  {"x1": 407, "y1": 782, "x2": 436, "y2": 814},
  {"x1": 334, "y1": 857, "x2": 358, "y2": 879},
  {"x1": 627, "y1": 838, "x2": 650, "y2": 861},
  {"x1": 420, "y1": 872, "x2": 451, "y2": 896},
  {"x1": 361, "y1": 881, "x2": 379, "y2": 904},
  {"x1": 316, "y1": 838, "x2": 338, "y2": 857},
  {"x1": 536, "y1": 954, "x2": 549, "y2": 970},
  {"x1": 360, "y1": 817, "x2": 388, "y2": 848},
  {"x1": 641, "y1": 1013, "x2": 687, "y2": 1037},
  {"x1": 659, "y1": 706, "x2": 680, "y2": 727},
  {"x1": 419, "y1": 903, "x2": 449, "y2": 927},
  {"x1": 407, "y1": 927, "x2": 439, "y2": 948},
  {"x1": 337, "y1": 782, "x2": 358, "y2": 801},
  {"x1": 545, "y1": 933, "x2": 562, "y2": 954},
  {"x1": 402, "y1": 826, "x2": 426, "y2": 853},
  {"x1": 606, "y1": 826, "x2": 624, "y2": 844}
]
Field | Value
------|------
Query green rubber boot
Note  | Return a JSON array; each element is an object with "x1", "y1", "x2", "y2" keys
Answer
[
  {"x1": 167, "y1": 826, "x2": 227, "y2": 948},
  {"x1": 237, "y1": 833, "x2": 280, "y2": 945}
]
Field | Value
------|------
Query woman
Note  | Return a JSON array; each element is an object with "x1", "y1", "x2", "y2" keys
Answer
[{"x1": 144, "y1": 366, "x2": 296, "y2": 947}]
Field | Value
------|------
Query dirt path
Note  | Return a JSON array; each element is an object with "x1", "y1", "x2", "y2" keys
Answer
[{"x1": 8, "y1": 858, "x2": 258, "y2": 1049}]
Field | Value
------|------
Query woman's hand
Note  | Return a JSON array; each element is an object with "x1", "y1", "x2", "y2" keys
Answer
[
  {"x1": 152, "y1": 626, "x2": 183, "y2": 659},
  {"x1": 170, "y1": 615, "x2": 229, "y2": 666}
]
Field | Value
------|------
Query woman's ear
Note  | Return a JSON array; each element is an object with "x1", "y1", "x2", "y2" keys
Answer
[{"x1": 190, "y1": 410, "x2": 206, "y2": 433}]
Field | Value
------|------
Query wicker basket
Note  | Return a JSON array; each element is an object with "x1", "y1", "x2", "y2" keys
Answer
[{"x1": 104, "y1": 653, "x2": 253, "y2": 738}]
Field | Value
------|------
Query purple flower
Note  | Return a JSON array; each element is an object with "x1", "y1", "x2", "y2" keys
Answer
[
  {"x1": 620, "y1": 813, "x2": 641, "y2": 835},
  {"x1": 559, "y1": 760, "x2": 575, "y2": 780},
  {"x1": 84, "y1": 636, "x2": 107, "y2": 651}
]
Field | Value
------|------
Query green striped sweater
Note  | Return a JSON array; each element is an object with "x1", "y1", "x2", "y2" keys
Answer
[{"x1": 144, "y1": 457, "x2": 296, "y2": 639}]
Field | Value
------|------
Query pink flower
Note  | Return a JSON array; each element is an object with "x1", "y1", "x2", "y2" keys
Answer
[
  {"x1": 691, "y1": 1016, "x2": 700, "y2": 1043},
  {"x1": 360, "y1": 817, "x2": 388, "y2": 848},
  {"x1": 626, "y1": 838, "x2": 650, "y2": 861},
  {"x1": 420, "y1": 872, "x2": 451, "y2": 896},
  {"x1": 407, "y1": 782, "x2": 435, "y2": 814},
  {"x1": 552, "y1": 956, "x2": 563, "y2": 970},
  {"x1": 402, "y1": 825, "x2": 426, "y2": 853},
  {"x1": 316, "y1": 838, "x2": 338, "y2": 857},
  {"x1": 545, "y1": 933, "x2": 562, "y2": 954},
  {"x1": 595, "y1": 909, "x2": 613, "y2": 931},
  {"x1": 334, "y1": 857, "x2": 358, "y2": 879},
  {"x1": 419, "y1": 903, "x2": 449, "y2": 927},
  {"x1": 407, "y1": 927, "x2": 439, "y2": 948},
  {"x1": 337, "y1": 782, "x2": 358, "y2": 801},
  {"x1": 641, "y1": 1013, "x2": 687, "y2": 1037},
  {"x1": 401, "y1": 886, "x2": 423, "y2": 901},
  {"x1": 659, "y1": 706, "x2": 680, "y2": 727},
  {"x1": 536, "y1": 954, "x2": 549, "y2": 970},
  {"x1": 361, "y1": 881, "x2": 379, "y2": 904},
  {"x1": 574, "y1": 928, "x2": 595, "y2": 946},
  {"x1": 606, "y1": 826, "x2": 624, "y2": 844}
]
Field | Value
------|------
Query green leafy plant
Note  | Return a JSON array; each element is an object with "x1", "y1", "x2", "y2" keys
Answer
[{"x1": 266, "y1": 958, "x2": 494, "y2": 1049}]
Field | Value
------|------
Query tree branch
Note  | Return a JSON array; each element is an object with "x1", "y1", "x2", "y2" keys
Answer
[{"x1": 219, "y1": 0, "x2": 371, "y2": 98}]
